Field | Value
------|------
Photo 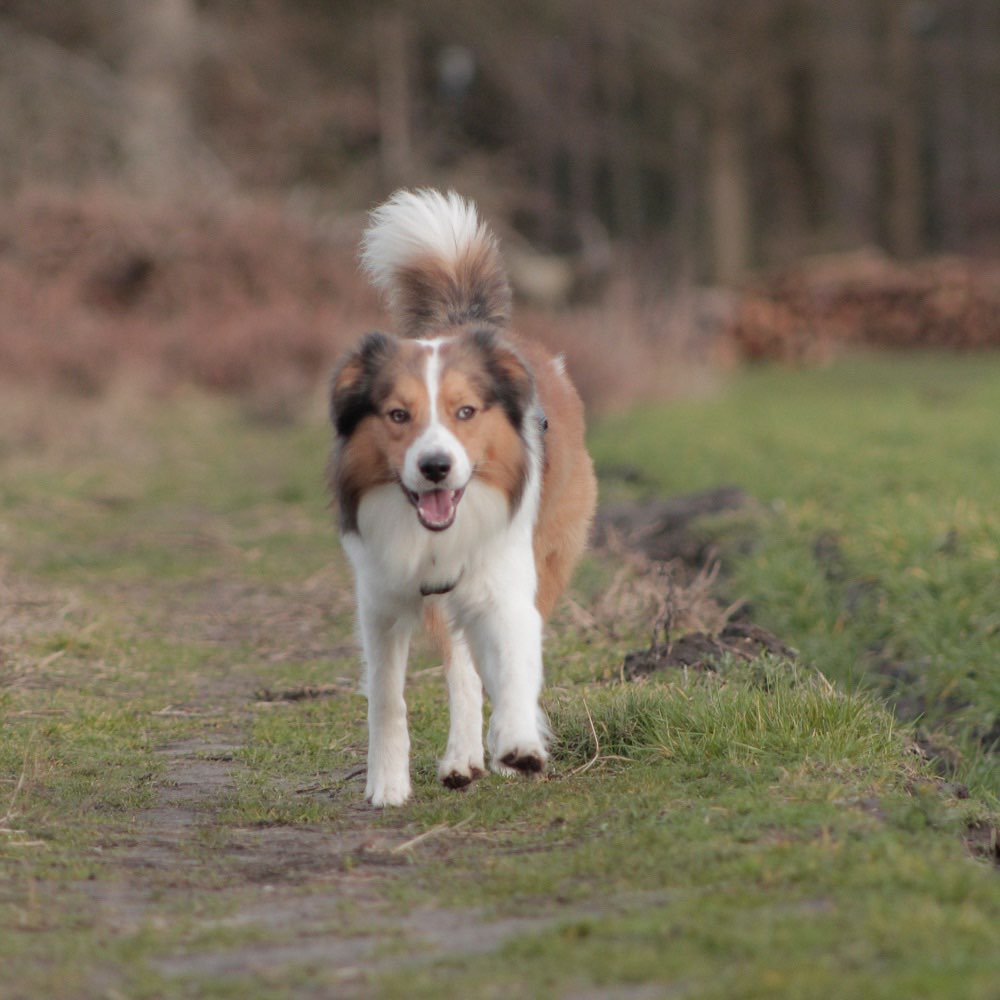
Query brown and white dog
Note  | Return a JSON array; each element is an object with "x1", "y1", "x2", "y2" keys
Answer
[{"x1": 328, "y1": 190, "x2": 596, "y2": 806}]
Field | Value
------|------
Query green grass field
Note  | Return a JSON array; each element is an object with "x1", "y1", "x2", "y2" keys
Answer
[
  {"x1": 591, "y1": 353, "x2": 1000, "y2": 799},
  {"x1": 1, "y1": 355, "x2": 998, "y2": 998}
]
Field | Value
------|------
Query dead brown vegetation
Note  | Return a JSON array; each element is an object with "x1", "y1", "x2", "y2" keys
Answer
[
  {"x1": 0, "y1": 190, "x2": 702, "y2": 415},
  {"x1": 0, "y1": 190, "x2": 377, "y2": 408}
]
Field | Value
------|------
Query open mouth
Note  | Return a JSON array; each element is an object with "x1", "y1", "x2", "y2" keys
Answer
[{"x1": 403, "y1": 485, "x2": 466, "y2": 531}]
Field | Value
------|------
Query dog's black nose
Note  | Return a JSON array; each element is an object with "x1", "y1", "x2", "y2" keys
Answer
[{"x1": 419, "y1": 452, "x2": 452, "y2": 483}]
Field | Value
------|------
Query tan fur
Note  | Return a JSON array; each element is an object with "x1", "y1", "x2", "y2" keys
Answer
[
  {"x1": 335, "y1": 328, "x2": 595, "y2": 619},
  {"x1": 394, "y1": 243, "x2": 511, "y2": 338},
  {"x1": 414, "y1": 339, "x2": 592, "y2": 621},
  {"x1": 331, "y1": 341, "x2": 434, "y2": 532},
  {"x1": 338, "y1": 190, "x2": 598, "y2": 801},
  {"x1": 423, "y1": 602, "x2": 457, "y2": 682},
  {"x1": 412, "y1": 328, "x2": 595, "y2": 620},
  {"x1": 335, "y1": 421, "x2": 394, "y2": 529},
  {"x1": 338, "y1": 191, "x2": 595, "y2": 620},
  {"x1": 437, "y1": 367, "x2": 528, "y2": 511},
  {"x1": 520, "y1": 339, "x2": 596, "y2": 620},
  {"x1": 334, "y1": 336, "x2": 539, "y2": 519}
]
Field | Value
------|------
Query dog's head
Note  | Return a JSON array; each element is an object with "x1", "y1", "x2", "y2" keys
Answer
[{"x1": 330, "y1": 328, "x2": 535, "y2": 534}]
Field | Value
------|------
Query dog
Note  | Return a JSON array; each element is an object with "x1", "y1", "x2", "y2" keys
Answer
[{"x1": 328, "y1": 189, "x2": 596, "y2": 806}]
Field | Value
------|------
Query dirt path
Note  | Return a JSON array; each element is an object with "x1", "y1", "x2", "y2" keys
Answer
[
  {"x1": 4, "y1": 552, "x2": 586, "y2": 993},
  {"x1": 85, "y1": 681, "x2": 563, "y2": 994}
]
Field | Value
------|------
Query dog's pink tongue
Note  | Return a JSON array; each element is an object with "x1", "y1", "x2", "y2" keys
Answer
[{"x1": 418, "y1": 489, "x2": 454, "y2": 525}]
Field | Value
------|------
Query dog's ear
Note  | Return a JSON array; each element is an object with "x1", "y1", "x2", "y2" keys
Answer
[
  {"x1": 470, "y1": 327, "x2": 535, "y2": 431},
  {"x1": 330, "y1": 331, "x2": 398, "y2": 437}
]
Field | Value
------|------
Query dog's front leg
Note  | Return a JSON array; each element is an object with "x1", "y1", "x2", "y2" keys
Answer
[
  {"x1": 439, "y1": 630, "x2": 486, "y2": 788},
  {"x1": 465, "y1": 593, "x2": 549, "y2": 776},
  {"x1": 358, "y1": 602, "x2": 414, "y2": 806}
]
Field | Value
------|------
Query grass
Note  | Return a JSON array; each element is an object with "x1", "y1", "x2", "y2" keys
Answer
[
  {"x1": 591, "y1": 352, "x2": 1000, "y2": 799},
  {"x1": 0, "y1": 355, "x2": 998, "y2": 998},
  {"x1": 550, "y1": 658, "x2": 899, "y2": 767}
]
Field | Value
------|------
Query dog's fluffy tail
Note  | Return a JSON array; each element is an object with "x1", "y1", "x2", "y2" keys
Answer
[{"x1": 360, "y1": 189, "x2": 511, "y2": 338}]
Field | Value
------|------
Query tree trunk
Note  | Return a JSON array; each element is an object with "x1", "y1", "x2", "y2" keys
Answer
[
  {"x1": 374, "y1": 10, "x2": 413, "y2": 188},
  {"x1": 674, "y1": 98, "x2": 703, "y2": 282},
  {"x1": 886, "y1": 0, "x2": 924, "y2": 258},
  {"x1": 123, "y1": 0, "x2": 204, "y2": 199},
  {"x1": 600, "y1": 8, "x2": 643, "y2": 238},
  {"x1": 706, "y1": 97, "x2": 752, "y2": 283}
]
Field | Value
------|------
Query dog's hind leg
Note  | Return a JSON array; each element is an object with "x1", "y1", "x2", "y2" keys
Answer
[{"x1": 427, "y1": 605, "x2": 486, "y2": 789}]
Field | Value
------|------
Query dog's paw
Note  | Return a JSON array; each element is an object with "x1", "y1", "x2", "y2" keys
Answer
[
  {"x1": 438, "y1": 752, "x2": 486, "y2": 790},
  {"x1": 440, "y1": 765, "x2": 486, "y2": 790},
  {"x1": 365, "y1": 773, "x2": 411, "y2": 807},
  {"x1": 490, "y1": 759, "x2": 519, "y2": 778},
  {"x1": 491, "y1": 743, "x2": 547, "y2": 777}
]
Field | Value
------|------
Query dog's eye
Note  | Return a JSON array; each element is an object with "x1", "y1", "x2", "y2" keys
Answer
[
  {"x1": 387, "y1": 408, "x2": 410, "y2": 424},
  {"x1": 456, "y1": 405, "x2": 476, "y2": 421}
]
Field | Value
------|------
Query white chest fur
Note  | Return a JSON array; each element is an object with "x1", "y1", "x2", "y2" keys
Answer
[{"x1": 343, "y1": 479, "x2": 522, "y2": 610}]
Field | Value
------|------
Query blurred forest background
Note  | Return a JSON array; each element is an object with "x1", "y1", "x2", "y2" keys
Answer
[{"x1": 2, "y1": 0, "x2": 1000, "y2": 411}]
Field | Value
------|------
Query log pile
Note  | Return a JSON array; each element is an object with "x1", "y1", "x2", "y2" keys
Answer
[{"x1": 728, "y1": 251, "x2": 1000, "y2": 362}]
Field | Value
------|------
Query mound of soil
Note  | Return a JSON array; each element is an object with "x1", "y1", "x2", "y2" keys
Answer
[
  {"x1": 595, "y1": 489, "x2": 798, "y2": 679},
  {"x1": 623, "y1": 620, "x2": 797, "y2": 680},
  {"x1": 964, "y1": 821, "x2": 1000, "y2": 867},
  {"x1": 594, "y1": 486, "x2": 756, "y2": 567}
]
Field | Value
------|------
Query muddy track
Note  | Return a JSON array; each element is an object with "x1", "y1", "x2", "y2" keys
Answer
[{"x1": 89, "y1": 720, "x2": 564, "y2": 993}]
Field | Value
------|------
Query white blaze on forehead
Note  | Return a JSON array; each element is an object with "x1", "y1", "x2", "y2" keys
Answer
[
  {"x1": 401, "y1": 339, "x2": 472, "y2": 492},
  {"x1": 423, "y1": 339, "x2": 442, "y2": 421}
]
